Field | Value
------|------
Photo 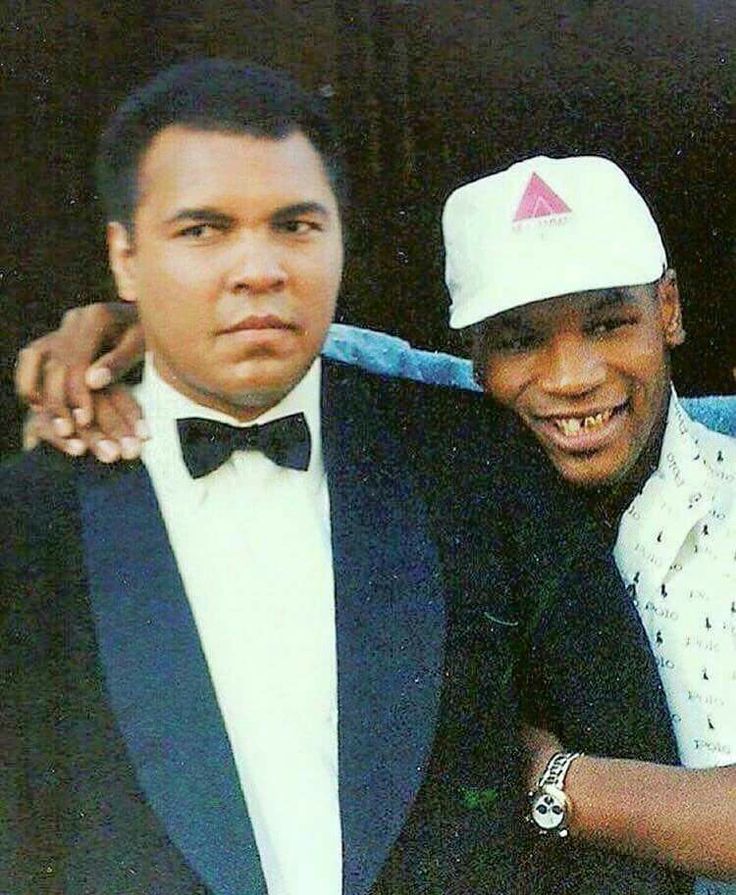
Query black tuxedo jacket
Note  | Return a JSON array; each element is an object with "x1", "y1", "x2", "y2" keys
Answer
[{"x1": 1, "y1": 361, "x2": 689, "y2": 894}]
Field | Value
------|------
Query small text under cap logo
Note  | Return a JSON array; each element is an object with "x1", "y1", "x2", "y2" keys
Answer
[{"x1": 513, "y1": 173, "x2": 571, "y2": 222}]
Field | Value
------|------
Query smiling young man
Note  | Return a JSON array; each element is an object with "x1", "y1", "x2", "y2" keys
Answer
[
  {"x1": 4, "y1": 61, "x2": 672, "y2": 895},
  {"x1": 477, "y1": 275, "x2": 680, "y2": 493},
  {"x1": 444, "y1": 156, "x2": 736, "y2": 892}
]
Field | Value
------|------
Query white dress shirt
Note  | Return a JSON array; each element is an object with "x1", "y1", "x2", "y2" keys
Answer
[
  {"x1": 615, "y1": 390, "x2": 736, "y2": 894},
  {"x1": 135, "y1": 359, "x2": 341, "y2": 895}
]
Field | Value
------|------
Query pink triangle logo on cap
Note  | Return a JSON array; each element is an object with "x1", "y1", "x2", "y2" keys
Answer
[{"x1": 513, "y1": 172, "x2": 571, "y2": 222}]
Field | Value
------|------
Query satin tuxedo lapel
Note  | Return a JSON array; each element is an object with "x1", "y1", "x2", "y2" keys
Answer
[
  {"x1": 77, "y1": 461, "x2": 266, "y2": 895},
  {"x1": 321, "y1": 362, "x2": 446, "y2": 895}
]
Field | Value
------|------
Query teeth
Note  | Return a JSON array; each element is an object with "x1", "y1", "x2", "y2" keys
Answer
[
  {"x1": 558, "y1": 418, "x2": 582, "y2": 436},
  {"x1": 554, "y1": 409, "x2": 613, "y2": 436}
]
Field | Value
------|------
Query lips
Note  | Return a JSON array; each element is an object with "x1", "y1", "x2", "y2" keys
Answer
[
  {"x1": 533, "y1": 401, "x2": 629, "y2": 453},
  {"x1": 218, "y1": 314, "x2": 296, "y2": 335}
]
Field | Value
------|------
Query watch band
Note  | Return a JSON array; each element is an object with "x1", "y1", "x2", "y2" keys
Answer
[{"x1": 538, "y1": 750, "x2": 582, "y2": 791}]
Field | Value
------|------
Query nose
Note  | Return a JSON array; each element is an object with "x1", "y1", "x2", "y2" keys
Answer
[
  {"x1": 537, "y1": 334, "x2": 606, "y2": 396},
  {"x1": 225, "y1": 234, "x2": 287, "y2": 295}
]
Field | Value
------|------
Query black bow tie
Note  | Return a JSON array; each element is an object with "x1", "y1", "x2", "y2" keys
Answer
[{"x1": 177, "y1": 413, "x2": 311, "y2": 479}]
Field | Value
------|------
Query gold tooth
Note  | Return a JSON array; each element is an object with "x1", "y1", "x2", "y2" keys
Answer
[{"x1": 557, "y1": 409, "x2": 614, "y2": 434}]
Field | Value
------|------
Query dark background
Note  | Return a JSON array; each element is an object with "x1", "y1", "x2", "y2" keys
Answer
[{"x1": 2, "y1": 0, "x2": 734, "y2": 457}]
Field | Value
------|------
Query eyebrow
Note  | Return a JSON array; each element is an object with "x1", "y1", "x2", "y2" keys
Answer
[
  {"x1": 165, "y1": 207, "x2": 233, "y2": 226},
  {"x1": 587, "y1": 289, "x2": 635, "y2": 313},
  {"x1": 164, "y1": 201, "x2": 332, "y2": 227},
  {"x1": 270, "y1": 201, "x2": 331, "y2": 221}
]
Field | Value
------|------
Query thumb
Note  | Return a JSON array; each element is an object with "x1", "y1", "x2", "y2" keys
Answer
[{"x1": 85, "y1": 323, "x2": 145, "y2": 389}]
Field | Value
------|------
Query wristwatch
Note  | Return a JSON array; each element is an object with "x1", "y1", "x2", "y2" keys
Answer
[{"x1": 527, "y1": 750, "x2": 582, "y2": 838}]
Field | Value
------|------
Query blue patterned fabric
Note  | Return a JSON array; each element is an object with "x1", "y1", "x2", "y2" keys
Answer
[{"x1": 324, "y1": 324, "x2": 736, "y2": 436}]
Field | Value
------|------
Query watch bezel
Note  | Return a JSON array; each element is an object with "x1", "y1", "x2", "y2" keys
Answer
[{"x1": 528, "y1": 782, "x2": 572, "y2": 836}]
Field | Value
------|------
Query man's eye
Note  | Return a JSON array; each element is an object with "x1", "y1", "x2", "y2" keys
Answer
[
  {"x1": 588, "y1": 317, "x2": 634, "y2": 337},
  {"x1": 276, "y1": 219, "x2": 321, "y2": 235},
  {"x1": 178, "y1": 223, "x2": 220, "y2": 239}
]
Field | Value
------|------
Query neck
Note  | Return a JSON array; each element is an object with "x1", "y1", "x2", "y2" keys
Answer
[{"x1": 588, "y1": 393, "x2": 671, "y2": 536}]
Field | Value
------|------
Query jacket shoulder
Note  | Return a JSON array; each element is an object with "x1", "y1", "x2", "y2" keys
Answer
[
  {"x1": 0, "y1": 448, "x2": 86, "y2": 593},
  {"x1": 0, "y1": 446, "x2": 80, "y2": 520},
  {"x1": 322, "y1": 356, "x2": 522, "y2": 459}
]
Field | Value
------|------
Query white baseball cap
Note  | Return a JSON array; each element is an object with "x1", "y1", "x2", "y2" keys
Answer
[{"x1": 443, "y1": 155, "x2": 668, "y2": 329}]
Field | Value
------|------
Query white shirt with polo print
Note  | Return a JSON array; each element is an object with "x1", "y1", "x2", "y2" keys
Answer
[{"x1": 615, "y1": 390, "x2": 736, "y2": 895}]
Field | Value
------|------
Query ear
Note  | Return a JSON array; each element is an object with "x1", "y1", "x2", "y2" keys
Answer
[
  {"x1": 657, "y1": 268, "x2": 685, "y2": 348},
  {"x1": 107, "y1": 221, "x2": 138, "y2": 304}
]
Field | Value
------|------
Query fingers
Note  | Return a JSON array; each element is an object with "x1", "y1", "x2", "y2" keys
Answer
[
  {"x1": 66, "y1": 365, "x2": 94, "y2": 429},
  {"x1": 40, "y1": 358, "x2": 77, "y2": 438},
  {"x1": 23, "y1": 411, "x2": 86, "y2": 457},
  {"x1": 16, "y1": 301, "x2": 141, "y2": 406},
  {"x1": 92, "y1": 388, "x2": 145, "y2": 460},
  {"x1": 108, "y1": 383, "x2": 149, "y2": 440},
  {"x1": 15, "y1": 338, "x2": 52, "y2": 407},
  {"x1": 16, "y1": 311, "x2": 103, "y2": 416},
  {"x1": 22, "y1": 416, "x2": 39, "y2": 451},
  {"x1": 23, "y1": 387, "x2": 149, "y2": 464},
  {"x1": 15, "y1": 302, "x2": 147, "y2": 464},
  {"x1": 70, "y1": 424, "x2": 123, "y2": 463},
  {"x1": 85, "y1": 322, "x2": 145, "y2": 390}
]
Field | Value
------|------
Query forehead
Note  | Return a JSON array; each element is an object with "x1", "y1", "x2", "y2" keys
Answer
[
  {"x1": 135, "y1": 125, "x2": 338, "y2": 216},
  {"x1": 490, "y1": 286, "x2": 649, "y2": 329}
]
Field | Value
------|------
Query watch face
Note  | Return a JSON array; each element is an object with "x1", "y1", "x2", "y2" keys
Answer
[{"x1": 531, "y1": 792, "x2": 566, "y2": 830}]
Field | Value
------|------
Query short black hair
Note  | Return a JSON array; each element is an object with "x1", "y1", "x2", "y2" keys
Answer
[{"x1": 96, "y1": 58, "x2": 344, "y2": 230}]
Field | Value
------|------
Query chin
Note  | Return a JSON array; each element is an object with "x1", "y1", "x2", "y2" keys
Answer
[
  {"x1": 229, "y1": 386, "x2": 293, "y2": 410},
  {"x1": 552, "y1": 453, "x2": 631, "y2": 491},
  {"x1": 231, "y1": 369, "x2": 311, "y2": 406}
]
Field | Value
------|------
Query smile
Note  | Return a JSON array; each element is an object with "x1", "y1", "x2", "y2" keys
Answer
[
  {"x1": 534, "y1": 401, "x2": 629, "y2": 453},
  {"x1": 553, "y1": 408, "x2": 615, "y2": 436}
]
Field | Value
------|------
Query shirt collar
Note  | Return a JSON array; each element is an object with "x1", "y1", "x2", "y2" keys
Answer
[
  {"x1": 614, "y1": 387, "x2": 703, "y2": 580},
  {"x1": 654, "y1": 386, "x2": 710, "y2": 492},
  {"x1": 136, "y1": 356, "x2": 324, "y2": 481}
]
